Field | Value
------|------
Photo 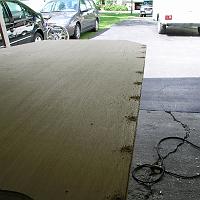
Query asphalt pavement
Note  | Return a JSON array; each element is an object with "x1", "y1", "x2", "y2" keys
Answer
[{"x1": 94, "y1": 18, "x2": 200, "y2": 200}]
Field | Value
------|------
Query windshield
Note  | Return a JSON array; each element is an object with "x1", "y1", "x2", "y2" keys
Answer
[
  {"x1": 143, "y1": 1, "x2": 152, "y2": 6},
  {"x1": 41, "y1": 0, "x2": 79, "y2": 12}
]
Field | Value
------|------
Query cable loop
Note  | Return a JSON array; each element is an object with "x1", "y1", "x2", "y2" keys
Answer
[{"x1": 132, "y1": 136, "x2": 200, "y2": 186}]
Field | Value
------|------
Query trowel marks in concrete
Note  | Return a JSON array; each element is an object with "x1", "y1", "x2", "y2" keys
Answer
[{"x1": 0, "y1": 40, "x2": 145, "y2": 200}]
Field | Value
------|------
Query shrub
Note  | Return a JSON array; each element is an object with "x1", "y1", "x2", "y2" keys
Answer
[
  {"x1": 96, "y1": 4, "x2": 101, "y2": 10},
  {"x1": 95, "y1": 0, "x2": 102, "y2": 10}
]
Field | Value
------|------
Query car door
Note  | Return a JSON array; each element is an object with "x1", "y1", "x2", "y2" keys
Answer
[
  {"x1": 84, "y1": 0, "x2": 95, "y2": 29},
  {"x1": 20, "y1": 4, "x2": 35, "y2": 43},
  {"x1": 80, "y1": 0, "x2": 90, "y2": 31},
  {"x1": 88, "y1": 0, "x2": 97, "y2": 28},
  {"x1": 5, "y1": 0, "x2": 34, "y2": 45}
]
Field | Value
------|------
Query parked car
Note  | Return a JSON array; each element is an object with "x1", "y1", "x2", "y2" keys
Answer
[
  {"x1": 0, "y1": 0, "x2": 47, "y2": 47},
  {"x1": 40, "y1": 0, "x2": 99, "y2": 39},
  {"x1": 140, "y1": 0, "x2": 153, "y2": 17},
  {"x1": 153, "y1": 0, "x2": 200, "y2": 34}
]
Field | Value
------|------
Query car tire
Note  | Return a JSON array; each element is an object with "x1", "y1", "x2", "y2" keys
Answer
[
  {"x1": 33, "y1": 32, "x2": 43, "y2": 42},
  {"x1": 158, "y1": 22, "x2": 166, "y2": 34},
  {"x1": 198, "y1": 27, "x2": 200, "y2": 35},
  {"x1": 92, "y1": 19, "x2": 99, "y2": 32},
  {"x1": 72, "y1": 23, "x2": 81, "y2": 39}
]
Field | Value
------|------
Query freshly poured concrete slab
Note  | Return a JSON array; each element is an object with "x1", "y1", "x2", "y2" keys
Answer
[{"x1": 0, "y1": 40, "x2": 145, "y2": 200}]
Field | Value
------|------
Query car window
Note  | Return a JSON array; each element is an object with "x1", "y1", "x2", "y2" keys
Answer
[
  {"x1": 21, "y1": 5, "x2": 33, "y2": 18},
  {"x1": 41, "y1": 1, "x2": 54, "y2": 12},
  {"x1": 23, "y1": 9, "x2": 32, "y2": 18},
  {"x1": 0, "y1": 3, "x2": 10, "y2": 23},
  {"x1": 143, "y1": 1, "x2": 152, "y2": 6},
  {"x1": 84, "y1": 0, "x2": 92, "y2": 10},
  {"x1": 54, "y1": 0, "x2": 78, "y2": 12},
  {"x1": 6, "y1": 1, "x2": 25, "y2": 20},
  {"x1": 80, "y1": 0, "x2": 87, "y2": 11},
  {"x1": 88, "y1": 0, "x2": 96, "y2": 9}
]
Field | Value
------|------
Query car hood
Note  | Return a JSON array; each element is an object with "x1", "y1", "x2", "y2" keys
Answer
[{"x1": 42, "y1": 12, "x2": 77, "y2": 26}]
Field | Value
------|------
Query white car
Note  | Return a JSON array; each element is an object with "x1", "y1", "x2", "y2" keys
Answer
[{"x1": 140, "y1": 0, "x2": 153, "y2": 17}]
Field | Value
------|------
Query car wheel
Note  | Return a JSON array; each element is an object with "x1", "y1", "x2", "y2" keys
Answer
[
  {"x1": 34, "y1": 32, "x2": 43, "y2": 42},
  {"x1": 72, "y1": 24, "x2": 81, "y2": 39},
  {"x1": 198, "y1": 27, "x2": 200, "y2": 35},
  {"x1": 92, "y1": 19, "x2": 99, "y2": 32},
  {"x1": 158, "y1": 22, "x2": 166, "y2": 34}
]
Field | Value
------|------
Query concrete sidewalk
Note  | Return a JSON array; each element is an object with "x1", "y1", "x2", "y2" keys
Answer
[{"x1": 93, "y1": 18, "x2": 200, "y2": 200}]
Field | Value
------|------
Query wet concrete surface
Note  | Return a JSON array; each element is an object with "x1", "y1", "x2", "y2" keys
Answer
[
  {"x1": 0, "y1": 41, "x2": 145, "y2": 200},
  {"x1": 94, "y1": 18, "x2": 200, "y2": 200}
]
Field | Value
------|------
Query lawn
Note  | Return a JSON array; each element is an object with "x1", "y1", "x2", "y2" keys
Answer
[{"x1": 80, "y1": 12, "x2": 138, "y2": 39}]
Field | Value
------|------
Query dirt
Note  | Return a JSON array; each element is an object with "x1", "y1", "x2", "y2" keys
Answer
[
  {"x1": 125, "y1": 115, "x2": 137, "y2": 122},
  {"x1": 134, "y1": 81, "x2": 142, "y2": 85},
  {"x1": 120, "y1": 146, "x2": 133, "y2": 154},
  {"x1": 129, "y1": 96, "x2": 141, "y2": 101}
]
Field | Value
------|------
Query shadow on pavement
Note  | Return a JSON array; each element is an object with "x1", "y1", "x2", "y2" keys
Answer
[
  {"x1": 166, "y1": 27, "x2": 199, "y2": 37},
  {"x1": 89, "y1": 28, "x2": 110, "y2": 39},
  {"x1": 115, "y1": 19, "x2": 156, "y2": 26}
]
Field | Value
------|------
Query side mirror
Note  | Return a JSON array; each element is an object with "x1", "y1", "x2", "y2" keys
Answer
[{"x1": 80, "y1": 5, "x2": 88, "y2": 12}]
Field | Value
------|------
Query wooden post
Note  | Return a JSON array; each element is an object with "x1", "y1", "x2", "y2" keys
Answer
[
  {"x1": 131, "y1": 0, "x2": 133, "y2": 14},
  {"x1": 0, "y1": 7, "x2": 10, "y2": 47}
]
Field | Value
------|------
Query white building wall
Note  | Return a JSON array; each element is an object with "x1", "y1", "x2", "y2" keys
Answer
[{"x1": 22, "y1": 0, "x2": 48, "y2": 11}]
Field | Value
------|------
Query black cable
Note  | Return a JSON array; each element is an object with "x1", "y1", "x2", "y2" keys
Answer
[
  {"x1": 132, "y1": 136, "x2": 200, "y2": 186},
  {"x1": 132, "y1": 113, "x2": 200, "y2": 189}
]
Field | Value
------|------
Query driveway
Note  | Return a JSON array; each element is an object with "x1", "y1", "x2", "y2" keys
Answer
[
  {"x1": 94, "y1": 18, "x2": 200, "y2": 78},
  {"x1": 94, "y1": 18, "x2": 200, "y2": 200}
]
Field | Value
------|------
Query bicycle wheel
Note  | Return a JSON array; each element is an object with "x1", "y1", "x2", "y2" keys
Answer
[
  {"x1": 52, "y1": 26, "x2": 69, "y2": 40},
  {"x1": 47, "y1": 28, "x2": 55, "y2": 40}
]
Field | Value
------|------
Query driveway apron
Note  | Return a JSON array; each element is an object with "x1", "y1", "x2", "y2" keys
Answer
[{"x1": 93, "y1": 18, "x2": 200, "y2": 200}]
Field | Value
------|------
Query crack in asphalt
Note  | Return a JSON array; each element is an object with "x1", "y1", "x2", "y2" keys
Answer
[
  {"x1": 131, "y1": 110, "x2": 192, "y2": 200},
  {"x1": 165, "y1": 111, "x2": 190, "y2": 139}
]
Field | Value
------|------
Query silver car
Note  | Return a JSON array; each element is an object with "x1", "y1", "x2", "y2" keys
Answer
[
  {"x1": 41, "y1": 0, "x2": 99, "y2": 39},
  {"x1": 140, "y1": 0, "x2": 153, "y2": 17}
]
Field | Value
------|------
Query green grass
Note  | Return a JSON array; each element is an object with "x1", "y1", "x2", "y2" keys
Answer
[
  {"x1": 80, "y1": 12, "x2": 138, "y2": 39},
  {"x1": 99, "y1": 13, "x2": 137, "y2": 29}
]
